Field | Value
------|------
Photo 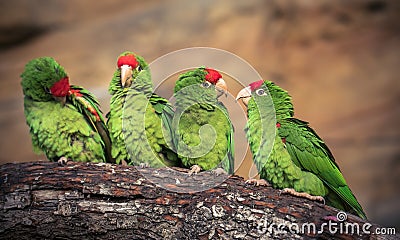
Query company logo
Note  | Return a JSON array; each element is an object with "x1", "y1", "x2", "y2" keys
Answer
[{"x1": 256, "y1": 211, "x2": 396, "y2": 236}]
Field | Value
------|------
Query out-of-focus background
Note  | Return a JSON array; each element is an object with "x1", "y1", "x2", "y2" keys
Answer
[{"x1": 0, "y1": 0, "x2": 399, "y2": 228}]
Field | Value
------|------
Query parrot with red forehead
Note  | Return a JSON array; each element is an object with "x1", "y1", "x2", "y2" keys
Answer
[
  {"x1": 21, "y1": 57, "x2": 112, "y2": 163},
  {"x1": 236, "y1": 80, "x2": 366, "y2": 219},
  {"x1": 107, "y1": 51, "x2": 179, "y2": 167},
  {"x1": 172, "y1": 67, "x2": 234, "y2": 175}
]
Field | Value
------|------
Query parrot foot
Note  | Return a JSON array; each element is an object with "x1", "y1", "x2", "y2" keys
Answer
[
  {"x1": 138, "y1": 163, "x2": 150, "y2": 168},
  {"x1": 280, "y1": 188, "x2": 325, "y2": 204},
  {"x1": 57, "y1": 157, "x2": 70, "y2": 166},
  {"x1": 212, "y1": 168, "x2": 227, "y2": 176},
  {"x1": 245, "y1": 179, "x2": 270, "y2": 186},
  {"x1": 188, "y1": 165, "x2": 202, "y2": 176}
]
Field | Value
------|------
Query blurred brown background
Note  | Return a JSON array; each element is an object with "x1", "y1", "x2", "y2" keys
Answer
[{"x1": 0, "y1": 0, "x2": 399, "y2": 229}]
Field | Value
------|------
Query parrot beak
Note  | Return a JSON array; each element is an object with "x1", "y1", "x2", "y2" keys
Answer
[
  {"x1": 235, "y1": 86, "x2": 252, "y2": 107},
  {"x1": 53, "y1": 96, "x2": 67, "y2": 106},
  {"x1": 120, "y1": 65, "x2": 133, "y2": 88},
  {"x1": 215, "y1": 78, "x2": 228, "y2": 98}
]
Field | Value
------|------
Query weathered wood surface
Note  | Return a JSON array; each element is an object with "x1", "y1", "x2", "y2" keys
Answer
[{"x1": 0, "y1": 162, "x2": 393, "y2": 239}]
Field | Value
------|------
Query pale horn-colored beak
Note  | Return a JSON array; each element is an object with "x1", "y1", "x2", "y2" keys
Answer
[
  {"x1": 235, "y1": 86, "x2": 252, "y2": 107},
  {"x1": 120, "y1": 65, "x2": 133, "y2": 87},
  {"x1": 53, "y1": 96, "x2": 67, "y2": 106},
  {"x1": 215, "y1": 78, "x2": 228, "y2": 98}
]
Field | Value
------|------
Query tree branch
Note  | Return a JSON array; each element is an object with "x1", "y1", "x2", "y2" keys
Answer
[{"x1": 0, "y1": 162, "x2": 394, "y2": 239}]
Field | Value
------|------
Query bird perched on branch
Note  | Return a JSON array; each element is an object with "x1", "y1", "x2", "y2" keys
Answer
[
  {"x1": 236, "y1": 80, "x2": 366, "y2": 219},
  {"x1": 21, "y1": 57, "x2": 112, "y2": 163},
  {"x1": 107, "y1": 51, "x2": 179, "y2": 167},
  {"x1": 173, "y1": 67, "x2": 234, "y2": 175}
]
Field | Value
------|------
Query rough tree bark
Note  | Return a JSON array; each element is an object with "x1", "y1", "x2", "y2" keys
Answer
[{"x1": 0, "y1": 162, "x2": 396, "y2": 240}]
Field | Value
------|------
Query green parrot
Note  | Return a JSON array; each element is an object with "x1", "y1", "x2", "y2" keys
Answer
[
  {"x1": 21, "y1": 57, "x2": 112, "y2": 163},
  {"x1": 107, "y1": 51, "x2": 179, "y2": 167},
  {"x1": 173, "y1": 67, "x2": 234, "y2": 175},
  {"x1": 236, "y1": 80, "x2": 366, "y2": 219}
]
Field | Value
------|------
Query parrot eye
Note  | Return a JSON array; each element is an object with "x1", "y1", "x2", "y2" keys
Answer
[
  {"x1": 136, "y1": 65, "x2": 143, "y2": 71},
  {"x1": 201, "y1": 81, "x2": 212, "y2": 88},
  {"x1": 256, "y1": 89, "x2": 266, "y2": 96},
  {"x1": 44, "y1": 87, "x2": 51, "y2": 94}
]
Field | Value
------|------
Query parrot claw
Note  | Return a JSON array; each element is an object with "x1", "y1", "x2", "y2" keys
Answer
[
  {"x1": 138, "y1": 163, "x2": 150, "y2": 168},
  {"x1": 245, "y1": 179, "x2": 270, "y2": 186},
  {"x1": 57, "y1": 157, "x2": 69, "y2": 166},
  {"x1": 280, "y1": 188, "x2": 325, "y2": 204},
  {"x1": 212, "y1": 168, "x2": 227, "y2": 176},
  {"x1": 188, "y1": 165, "x2": 202, "y2": 176}
]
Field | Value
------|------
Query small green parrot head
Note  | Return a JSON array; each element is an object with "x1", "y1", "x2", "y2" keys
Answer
[
  {"x1": 116, "y1": 51, "x2": 148, "y2": 88},
  {"x1": 173, "y1": 67, "x2": 228, "y2": 104},
  {"x1": 21, "y1": 57, "x2": 70, "y2": 105},
  {"x1": 236, "y1": 80, "x2": 294, "y2": 119}
]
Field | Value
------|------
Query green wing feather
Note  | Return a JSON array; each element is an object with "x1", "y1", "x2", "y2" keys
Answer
[
  {"x1": 218, "y1": 102, "x2": 234, "y2": 174},
  {"x1": 106, "y1": 88, "x2": 127, "y2": 164},
  {"x1": 149, "y1": 93, "x2": 181, "y2": 167},
  {"x1": 69, "y1": 86, "x2": 114, "y2": 163},
  {"x1": 279, "y1": 118, "x2": 366, "y2": 219},
  {"x1": 71, "y1": 86, "x2": 103, "y2": 115},
  {"x1": 226, "y1": 126, "x2": 234, "y2": 174}
]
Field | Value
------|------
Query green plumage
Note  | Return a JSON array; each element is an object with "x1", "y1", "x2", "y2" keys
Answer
[
  {"x1": 107, "y1": 51, "x2": 179, "y2": 167},
  {"x1": 21, "y1": 57, "x2": 110, "y2": 162},
  {"x1": 244, "y1": 80, "x2": 366, "y2": 219},
  {"x1": 173, "y1": 68, "x2": 234, "y2": 174}
]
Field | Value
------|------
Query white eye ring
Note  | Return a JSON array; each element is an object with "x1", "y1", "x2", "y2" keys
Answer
[
  {"x1": 136, "y1": 65, "x2": 143, "y2": 71},
  {"x1": 44, "y1": 87, "x2": 51, "y2": 93},
  {"x1": 201, "y1": 81, "x2": 212, "y2": 88},
  {"x1": 256, "y1": 88, "x2": 266, "y2": 96}
]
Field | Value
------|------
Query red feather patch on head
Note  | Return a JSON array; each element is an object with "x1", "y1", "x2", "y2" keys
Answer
[
  {"x1": 50, "y1": 77, "x2": 70, "y2": 97},
  {"x1": 205, "y1": 68, "x2": 222, "y2": 84},
  {"x1": 249, "y1": 80, "x2": 264, "y2": 91},
  {"x1": 117, "y1": 54, "x2": 139, "y2": 68}
]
